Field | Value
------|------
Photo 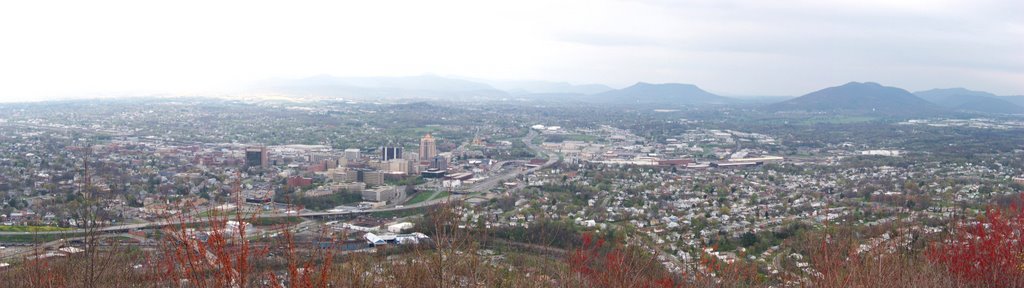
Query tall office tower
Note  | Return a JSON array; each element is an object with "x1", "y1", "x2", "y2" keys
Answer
[
  {"x1": 419, "y1": 133, "x2": 437, "y2": 161},
  {"x1": 380, "y1": 146, "x2": 403, "y2": 161},
  {"x1": 429, "y1": 155, "x2": 448, "y2": 171},
  {"x1": 245, "y1": 146, "x2": 268, "y2": 168}
]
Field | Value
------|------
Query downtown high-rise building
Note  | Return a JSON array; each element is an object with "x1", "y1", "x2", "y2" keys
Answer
[
  {"x1": 245, "y1": 146, "x2": 268, "y2": 168},
  {"x1": 419, "y1": 133, "x2": 437, "y2": 161},
  {"x1": 380, "y1": 146, "x2": 403, "y2": 161}
]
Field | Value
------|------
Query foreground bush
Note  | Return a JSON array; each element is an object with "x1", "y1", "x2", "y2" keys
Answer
[
  {"x1": 927, "y1": 194, "x2": 1024, "y2": 287},
  {"x1": 565, "y1": 233, "x2": 676, "y2": 287},
  {"x1": 7, "y1": 196, "x2": 1024, "y2": 287}
]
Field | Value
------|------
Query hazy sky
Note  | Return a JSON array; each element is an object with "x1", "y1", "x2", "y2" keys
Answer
[{"x1": 1, "y1": 0, "x2": 1022, "y2": 101}]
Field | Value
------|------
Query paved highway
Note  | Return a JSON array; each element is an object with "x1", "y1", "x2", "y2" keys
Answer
[{"x1": 464, "y1": 130, "x2": 555, "y2": 192}]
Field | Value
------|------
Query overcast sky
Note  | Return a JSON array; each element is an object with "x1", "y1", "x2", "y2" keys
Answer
[{"x1": 1, "y1": 0, "x2": 1022, "y2": 101}]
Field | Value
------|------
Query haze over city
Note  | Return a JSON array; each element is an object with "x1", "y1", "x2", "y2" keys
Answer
[
  {"x1": 3, "y1": 1, "x2": 1024, "y2": 287},
  {"x1": 1, "y1": 0, "x2": 1022, "y2": 102}
]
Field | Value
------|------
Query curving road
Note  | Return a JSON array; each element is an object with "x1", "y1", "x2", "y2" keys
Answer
[{"x1": 465, "y1": 130, "x2": 556, "y2": 192}]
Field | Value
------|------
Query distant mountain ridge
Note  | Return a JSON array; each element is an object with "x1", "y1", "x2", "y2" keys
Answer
[
  {"x1": 915, "y1": 88, "x2": 1024, "y2": 114},
  {"x1": 589, "y1": 82, "x2": 734, "y2": 105},
  {"x1": 254, "y1": 76, "x2": 741, "y2": 105},
  {"x1": 253, "y1": 75, "x2": 622, "y2": 101},
  {"x1": 253, "y1": 75, "x2": 509, "y2": 101},
  {"x1": 251, "y1": 75, "x2": 1023, "y2": 114},
  {"x1": 765, "y1": 82, "x2": 942, "y2": 116},
  {"x1": 473, "y1": 79, "x2": 614, "y2": 95},
  {"x1": 1004, "y1": 96, "x2": 1024, "y2": 107}
]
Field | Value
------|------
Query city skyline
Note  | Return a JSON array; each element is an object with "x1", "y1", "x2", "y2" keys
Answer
[{"x1": 2, "y1": 1, "x2": 1024, "y2": 286}]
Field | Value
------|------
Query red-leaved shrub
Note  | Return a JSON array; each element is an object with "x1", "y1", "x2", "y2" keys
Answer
[
  {"x1": 567, "y1": 233, "x2": 677, "y2": 288},
  {"x1": 927, "y1": 193, "x2": 1024, "y2": 286}
]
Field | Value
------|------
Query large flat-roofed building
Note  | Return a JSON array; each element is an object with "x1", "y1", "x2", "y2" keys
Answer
[
  {"x1": 724, "y1": 156, "x2": 783, "y2": 164},
  {"x1": 421, "y1": 168, "x2": 445, "y2": 179},
  {"x1": 310, "y1": 152, "x2": 337, "y2": 166},
  {"x1": 344, "y1": 148, "x2": 361, "y2": 160},
  {"x1": 287, "y1": 176, "x2": 313, "y2": 188},
  {"x1": 446, "y1": 172, "x2": 474, "y2": 181},
  {"x1": 245, "y1": 146, "x2": 269, "y2": 168},
  {"x1": 327, "y1": 168, "x2": 359, "y2": 182},
  {"x1": 244, "y1": 189, "x2": 275, "y2": 204},
  {"x1": 362, "y1": 170, "x2": 385, "y2": 187},
  {"x1": 387, "y1": 159, "x2": 413, "y2": 175},
  {"x1": 332, "y1": 182, "x2": 366, "y2": 193},
  {"x1": 361, "y1": 186, "x2": 403, "y2": 203}
]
